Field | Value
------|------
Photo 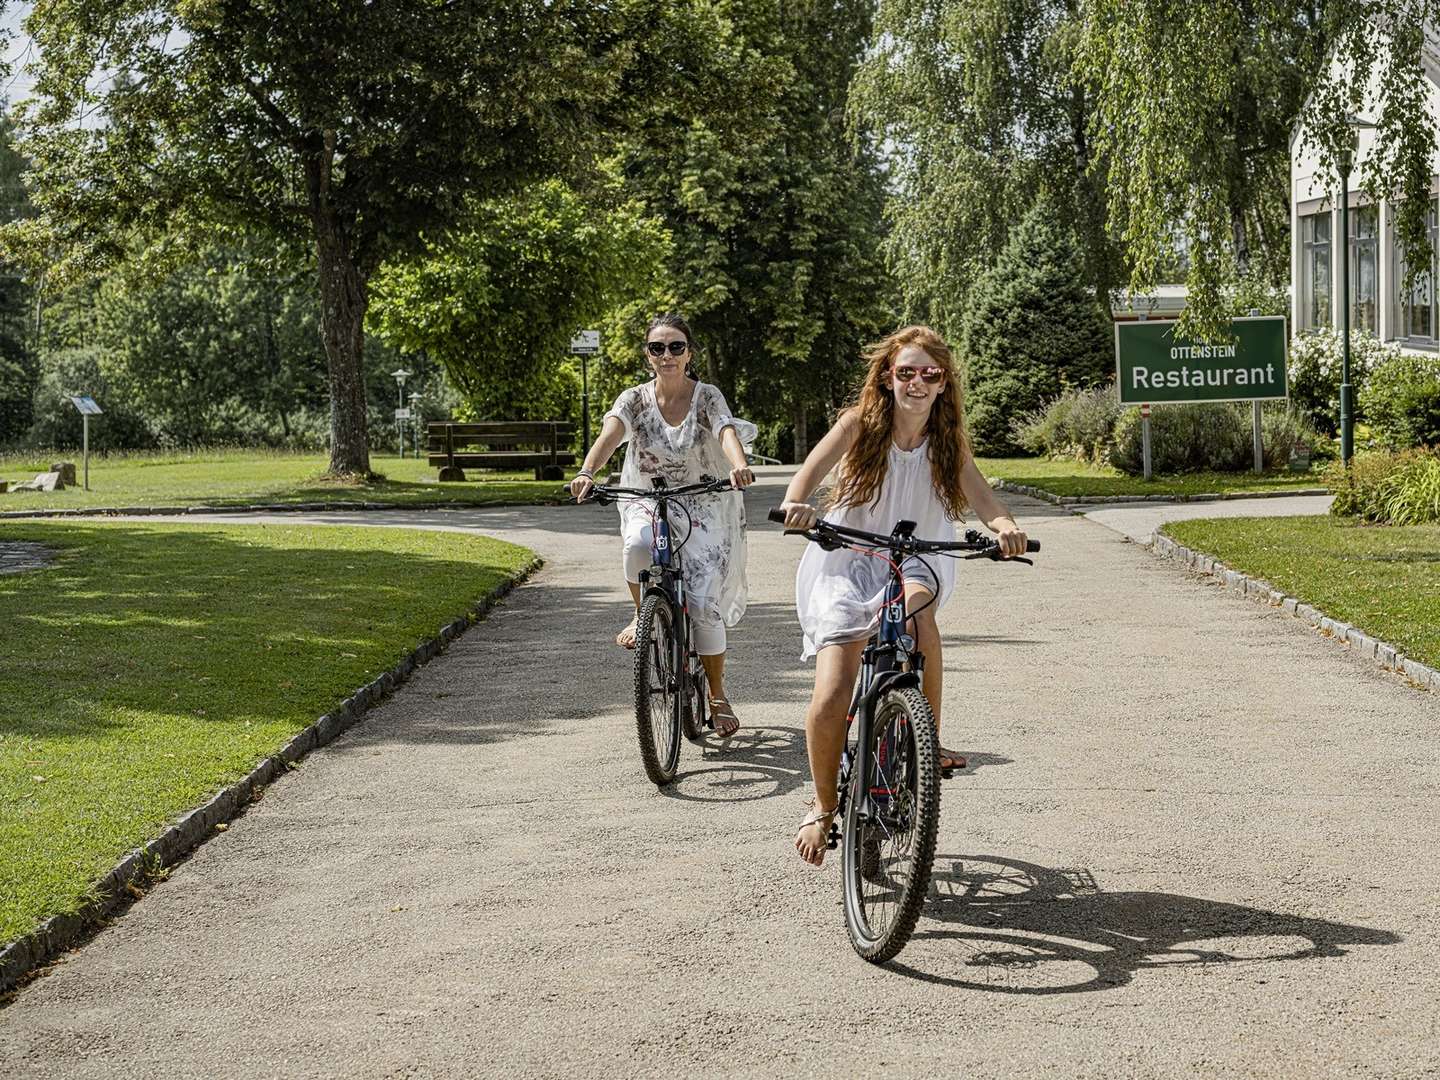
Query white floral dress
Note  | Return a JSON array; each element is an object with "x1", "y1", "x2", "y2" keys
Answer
[
  {"x1": 795, "y1": 438, "x2": 958, "y2": 660},
  {"x1": 603, "y1": 380, "x2": 754, "y2": 633}
]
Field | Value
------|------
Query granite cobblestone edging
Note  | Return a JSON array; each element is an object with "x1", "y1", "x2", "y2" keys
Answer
[
  {"x1": 0, "y1": 556, "x2": 542, "y2": 995},
  {"x1": 1148, "y1": 533, "x2": 1439, "y2": 696},
  {"x1": 991, "y1": 478, "x2": 1330, "y2": 507}
]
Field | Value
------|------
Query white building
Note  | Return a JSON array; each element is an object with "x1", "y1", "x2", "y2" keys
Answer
[{"x1": 1290, "y1": 26, "x2": 1440, "y2": 354}]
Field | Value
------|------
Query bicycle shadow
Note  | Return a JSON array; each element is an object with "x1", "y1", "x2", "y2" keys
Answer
[
  {"x1": 890, "y1": 854, "x2": 1399, "y2": 995},
  {"x1": 662, "y1": 725, "x2": 809, "y2": 803}
]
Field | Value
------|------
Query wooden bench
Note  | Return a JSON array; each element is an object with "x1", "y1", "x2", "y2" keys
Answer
[{"x1": 427, "y1": 421, "x2": 576, "y2": 481}]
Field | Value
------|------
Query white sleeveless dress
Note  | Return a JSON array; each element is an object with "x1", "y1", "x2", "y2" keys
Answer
[{"x1": 795, "y1": 438, "x2": 958, "y2": 659}]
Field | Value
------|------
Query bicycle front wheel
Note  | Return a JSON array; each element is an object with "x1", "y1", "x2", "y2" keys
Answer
[
  {"x1": 634, "y1": 592, "x2": 682, "y2": 785},
  {"x1": 841, "y1": 685, "x2": 940, "y2": 963}
]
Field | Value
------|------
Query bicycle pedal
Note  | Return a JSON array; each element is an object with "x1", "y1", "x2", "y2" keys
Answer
[{"x1": 826, "y1": 825, "x2": 841, "y2": 850}]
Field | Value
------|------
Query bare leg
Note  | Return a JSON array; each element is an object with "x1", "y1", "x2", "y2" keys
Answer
[
  {"x1": 796, "y1": 640, "x2": 867, "y2": 866},
  {"x1": 904, "y1": 582, "x2": 958, "y2": 769},
  {"x1": 617, "y1": 581, "x2": 641, "y2": 648},
  {"x1": 700, "y1": 652, "x2": 740, "y2": 737}
]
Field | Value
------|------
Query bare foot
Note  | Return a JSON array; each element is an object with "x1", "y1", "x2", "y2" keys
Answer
[
  {"x1": 794, "y1": 801, "x2": 837, "y2": 867},
  {"x1": 616, "y1": 617, "x2": 638, "y2": 649},
  {"x1": 708, "y1": 697, "x2": 740, "y2": 738}
]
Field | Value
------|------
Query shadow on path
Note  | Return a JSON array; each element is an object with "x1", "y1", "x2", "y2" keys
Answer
[{"x1": 891, "y1": 854, "x2": 1399, "y2": 995}]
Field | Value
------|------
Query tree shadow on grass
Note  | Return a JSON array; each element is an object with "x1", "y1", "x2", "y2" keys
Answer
[
  {"x1": 0, "y1": 522, "x2": 538, "y2": 743},
  {"x1": 889, "y1": 854, "x2": 1399, "y2": 995}
]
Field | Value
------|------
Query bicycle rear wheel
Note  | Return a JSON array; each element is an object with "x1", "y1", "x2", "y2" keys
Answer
[
  {"x1": 841, "y1": 685, "x2": 940, "y2": 963},
  {"x1": 634, "y1": 591, "x2": 682, "y2": 785}
]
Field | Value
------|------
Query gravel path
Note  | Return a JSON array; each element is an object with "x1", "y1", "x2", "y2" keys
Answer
[{"x1": 3, "y1": 470, "x2": 1437, "y2": 1078}]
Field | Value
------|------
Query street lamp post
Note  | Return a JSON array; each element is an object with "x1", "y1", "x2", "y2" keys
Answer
[
  {"x1": 1338, "y1": 114, "x2": 1376, "y2": 467},
  {"x1": 391, "y1": 368, "x2": 411, "y2": 459}
]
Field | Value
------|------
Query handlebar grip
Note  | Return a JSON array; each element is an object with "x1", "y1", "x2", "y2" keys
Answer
[
  {"x1": 1027, "y1": 539, "x2": 1041, "y2": 553},
  {"x1": 768, "y1": 508, "x2": 787, "y2": 524}
]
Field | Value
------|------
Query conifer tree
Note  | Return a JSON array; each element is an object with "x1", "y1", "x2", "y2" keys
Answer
[{"x1": 960, "y1": 199, "x2": 1112, "y2": 454}]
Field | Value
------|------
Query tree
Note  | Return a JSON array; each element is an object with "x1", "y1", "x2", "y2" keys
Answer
[
  {"x1": 851, "y1": 0, "x2": 1124, "y2": 335},
  {"x1": 0, "y1": 1, "x2": 712, "y2": 474},
  {"x1": 618, "y1": 0, "x2": 896, "y2": 457},
  {"x1": 0, "y1": 102, "x2": 34, "y2": 444},
  {"x1": 1076, "y1": 0, "x2": 1438, "y2": 335},
  {"x1": 368, "y1": 179, "x2": 670, "y2": 424},
  {"x1": 960, "y1": 198, "x2": 1113, "y2": 454}
]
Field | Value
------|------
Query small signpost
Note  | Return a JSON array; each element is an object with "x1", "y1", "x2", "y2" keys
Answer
[
  {"x1": 69, "y1": 395, "x2": 102, "y2": 491},
  {"x1": 569, "y1": 330, "x2": 601, "y2": 450},
  {"x1": 1115, "y1": 316, "x2": 1288, "y2": 478}
]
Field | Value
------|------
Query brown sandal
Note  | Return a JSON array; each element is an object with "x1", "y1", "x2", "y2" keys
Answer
[{"x1": 708, "y1": 697, "x2": 740, "y2": 739}]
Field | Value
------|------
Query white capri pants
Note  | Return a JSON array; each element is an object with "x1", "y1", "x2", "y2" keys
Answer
[{"x1": 623, "y1": 528, "x2": 727, "y2": 656}]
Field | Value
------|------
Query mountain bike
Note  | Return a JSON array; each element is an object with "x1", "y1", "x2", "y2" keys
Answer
[
  {"x1": 586, "y1": 476, "x2": 735, "y2": 785},
  {"x1": 770, "y1": 509, "x2": 1039, "y2": 963}
]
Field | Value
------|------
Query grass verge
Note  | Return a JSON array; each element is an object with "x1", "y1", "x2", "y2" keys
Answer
[
  {"x1": 0, "y1": 450, "x2": 572, "y2": 511},
  {"x1": 0, "y1": 520, "x2": 534, "y2": 945},
  {"x1": 977, "y1": 456, "x2": 1328, "y2": 498},
  {"x1": 1162, "y1": 515, "x2": 1440, "y2": 669}
]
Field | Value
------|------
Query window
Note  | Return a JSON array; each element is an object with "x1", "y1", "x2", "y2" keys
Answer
[
  {"x1": 1392, "y1": 198, "x2": 1438, "y2": 343},
  {"x1": 1300, "y1": 211, "x2": 1331, "y2": 329},
  {"x1": 1349, "y1": 205, "x2": 1378, "y2": 336}
]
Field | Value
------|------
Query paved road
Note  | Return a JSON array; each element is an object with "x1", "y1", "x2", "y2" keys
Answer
[
  {"x1": 4, "y1": 470, "x2": 1438, "y2": 1078},
  {"x1": 1081, "y1": 494, "x2": 1335, "y2": 543}
]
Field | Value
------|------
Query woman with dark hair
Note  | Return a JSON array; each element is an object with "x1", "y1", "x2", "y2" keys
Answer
[
  {"x1": 570, "y1": 314, "x2": 755, "y2": 737},
  {"x1": 776, "y1": 325, "x2": 1028, "y2": 864}
]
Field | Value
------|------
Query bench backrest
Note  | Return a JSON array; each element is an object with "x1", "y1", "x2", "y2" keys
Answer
[{"x1": 427, "y1": 421, "x2": 574, "y2": 450}]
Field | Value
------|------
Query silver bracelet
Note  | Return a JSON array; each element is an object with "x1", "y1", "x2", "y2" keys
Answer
[{"x1": 577, "y1": 467, "x2": 595, "y2": 479}]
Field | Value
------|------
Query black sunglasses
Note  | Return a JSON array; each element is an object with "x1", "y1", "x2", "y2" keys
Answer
[{"x1": 646, "y1": 340, "x2": 690, "y2": 357}]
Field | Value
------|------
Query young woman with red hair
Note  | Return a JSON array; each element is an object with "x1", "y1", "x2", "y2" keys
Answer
[{"x1": 777, "y1": 325, "x2": 1028, "y2": 866}]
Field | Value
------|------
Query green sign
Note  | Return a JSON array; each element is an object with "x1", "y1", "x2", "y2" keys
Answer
[{"x1": 1114, "y1": 316, "x2": 1288, "y2": 405}]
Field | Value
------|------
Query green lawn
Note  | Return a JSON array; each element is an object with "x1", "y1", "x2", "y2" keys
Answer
[
  {"x1": 976, "y1": 456, "x2": 1328, "y2": 498},
  {"x1": 0, "y1": 520, "x2": 534, "y2": 946},
  {"x1": 1162, "y1": 515, "x2": 1440, "y2": 669},
  {"x1": 0, "y1": 449, "x2": 573, "y2": 511}
]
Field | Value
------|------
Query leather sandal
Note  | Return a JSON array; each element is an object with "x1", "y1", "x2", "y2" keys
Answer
[
  {"x1": 708, "y1": 697, "x2": 740, "y2": 739},
  {"x1": 795, "y1": 799, "x2": 838, "y2": 867}
]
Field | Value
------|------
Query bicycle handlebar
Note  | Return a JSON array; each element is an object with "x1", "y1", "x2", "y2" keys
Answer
[
  {"x1": 766, "y1": 507, "x2": 1040, "y2": 557},
  {"x1": 581, "y1": 477, "x2": 734, "y2": 505}
]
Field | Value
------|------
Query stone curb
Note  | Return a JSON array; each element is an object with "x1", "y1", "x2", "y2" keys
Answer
[
  {"x1": 0, "y1": 498, "x2": 570, "y2": 521},
  {"x1": 0, "y1": 556, "x2": 543, "y2": 995},
  {"x1": 1148, "y1": 532, "x2": 1439, "y2": 697},
  {"x1": 991, "y1": 478, "x2": 1330, "y2": 507}
]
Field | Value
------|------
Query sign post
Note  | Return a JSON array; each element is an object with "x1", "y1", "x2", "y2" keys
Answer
[
  {"x1": 1115, "y1": 316, "x2": 1288, "y2": 478},
  {"x1": 569, "y1": 330, "x2": 601, "y2": 449},
  {"x1": 69, "y1": 396, "x2": 103, "y2": 491},
  {"x1": 1140, "y1": 403, "x2": 1153, "y2": 480}
]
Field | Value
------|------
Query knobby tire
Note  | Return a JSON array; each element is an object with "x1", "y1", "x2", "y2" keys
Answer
[
  {"x1": 841, "y1": 685, "x2": 940, "y2": 963},
  {"x1": 634, "y1": 592, "x2": 681, "y2": 785}
]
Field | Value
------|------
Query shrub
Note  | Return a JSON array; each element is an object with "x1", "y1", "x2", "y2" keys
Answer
[
  {"x1": 1359, "y1": 352, "x2": 1440, "y2": 450},
  {"x1": 960, "y1": 198, "x2": 1113, "y2": 455},
  {"x1": 1011, "y1": 383, "x2": 1121, "y2": 464},
  {"x1": 1327, "y1": 448, "x2": 1440, "y2": 525},
  {"x1": 1109, "y1": 402, "x2": 1326, "y2": 476},
  {"x1": 1287, "y1": 330, "x2": 1400, "y2": 435}
]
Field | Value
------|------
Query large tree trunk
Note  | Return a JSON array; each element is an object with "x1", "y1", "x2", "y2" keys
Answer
[
  {"x1": 314, "y1": 209, "x2": 371, "y2": 476},
  {"x1": 792, "y1": 401, "x2": 808, "y2": 463},
  {"x1": 308, "y1": 131, "x2": 371, "y2": 477}
]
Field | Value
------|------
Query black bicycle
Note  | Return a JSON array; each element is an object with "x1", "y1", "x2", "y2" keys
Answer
[
  {"x1": 586, "y1": 476, "x2": 735, "y2": 786},
  {"x1": 770, "y1": 508, "x2": 1039, "y2": 962}
]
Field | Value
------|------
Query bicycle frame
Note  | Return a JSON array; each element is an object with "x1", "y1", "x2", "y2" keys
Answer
[
  {"x1": 833, "y1": 521, "x2": 926, "y2": 846},
  {"x1": 636, "y1": 487, "x2": 694, "y2": 711}
]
